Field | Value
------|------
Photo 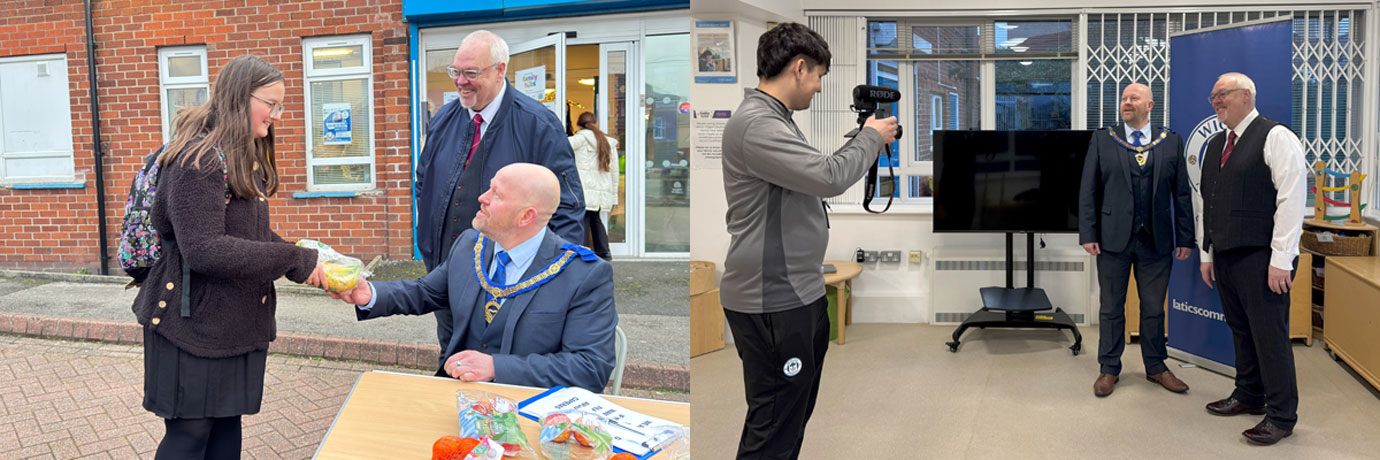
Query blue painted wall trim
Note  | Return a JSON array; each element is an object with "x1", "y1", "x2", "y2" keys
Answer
[
  {"x1": 410, "y1": 21, "x2": 424, "y2": 261},
  {"x1": 403, "y1": 0, "x2": 685, "y2": 26},
  {"x1": 10, "y1": 181, "x2": 85, "y2": 190},
  {"x1": 292, "y1": 191, "x2": 359, "y2": 199}
]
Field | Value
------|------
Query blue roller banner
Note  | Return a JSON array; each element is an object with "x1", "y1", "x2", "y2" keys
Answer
[{"x1": 1167, "y1": 18, "x2": 1293, "y2": 374}]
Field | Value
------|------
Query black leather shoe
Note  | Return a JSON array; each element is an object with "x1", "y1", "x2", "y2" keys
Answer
[
  {"x1": 1243, "y1": 419, "x2": 1293, "y2": 445},
  {"x1": 1206, "y1": 397, "x2": 1266, "y2": 416}
]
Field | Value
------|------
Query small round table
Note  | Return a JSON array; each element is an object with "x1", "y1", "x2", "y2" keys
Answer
[{"x1": 822, "y1": 260, "x2": 863, "y2": 344}]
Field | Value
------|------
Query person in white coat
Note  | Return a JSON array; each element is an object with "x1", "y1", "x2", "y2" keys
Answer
[{"x1": 569, "y1": 112, "x2": 619, "y2": 260}]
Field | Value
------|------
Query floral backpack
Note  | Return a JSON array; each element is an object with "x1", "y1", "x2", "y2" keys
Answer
[{"x1": 116, "y1": 143, "x2": 228, "y2": 285}]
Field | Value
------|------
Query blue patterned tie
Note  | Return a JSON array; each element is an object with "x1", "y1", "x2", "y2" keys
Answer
[
  {"x1": 490, "y1": 251, "x2": 510, "y2": 287},
  {"x1": 485, "y1": 251, "x2": 511, "y2": 323},
  {"x1": 1131, "y1": 131, "x2": 1146, "y2": 169}
]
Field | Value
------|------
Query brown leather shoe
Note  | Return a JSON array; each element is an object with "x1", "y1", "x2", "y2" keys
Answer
[
  {"x1": 1146, "y1": 370, "x2": 1189, "y2": 393},
  {"x1": 1243, "y1": 419, "x2": 1293, "y2": 445},
  {"x1": 1093, "y1": 374, "x2": 1118, "y2": 397},
  {"x1": 1205, "y1": 397, "x2": 1267, "y2": 416}
]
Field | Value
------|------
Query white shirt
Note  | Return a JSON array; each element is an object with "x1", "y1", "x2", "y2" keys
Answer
[
  {"x1": 1195, "y1": 109, "x2": 1307, "y2": 270},
  {"x1": 467, "y1": 82, "x2": 508, "y2": 141}
]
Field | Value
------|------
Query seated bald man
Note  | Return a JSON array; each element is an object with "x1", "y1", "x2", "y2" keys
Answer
[{"x1": 330, "y1": 163, "x2": 616, "y2": 392}]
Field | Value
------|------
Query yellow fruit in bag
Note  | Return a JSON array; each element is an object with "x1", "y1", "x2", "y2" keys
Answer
[
  {"x1": 295, "y1": 239, "x2": 370, "y2": 293},
  {"x1": 323, "y1": 261, "x2": 363, "y2": 292}
]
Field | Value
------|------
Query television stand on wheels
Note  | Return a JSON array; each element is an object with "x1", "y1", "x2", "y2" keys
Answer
[{"x1": 945, "y1": 232, "x2": 1083, "y2": 355}]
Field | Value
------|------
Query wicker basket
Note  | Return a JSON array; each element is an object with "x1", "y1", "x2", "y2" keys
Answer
[{"x1": 1301, "y1": 230, "x2": 1373, "y2": 256}]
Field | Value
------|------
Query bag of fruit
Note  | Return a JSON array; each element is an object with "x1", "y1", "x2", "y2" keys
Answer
[{"x1": 294, "y1": 239, "x2": 371, "y2": 292}]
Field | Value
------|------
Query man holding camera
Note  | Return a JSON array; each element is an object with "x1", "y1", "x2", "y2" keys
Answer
[{"x1": 720, "y1": 22, "x2": 898, "y2": 459}]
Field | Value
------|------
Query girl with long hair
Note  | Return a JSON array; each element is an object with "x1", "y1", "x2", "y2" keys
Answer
[
  {"x1": 569, "y1": 111, "x2": 619, "y2": 260},
  {"x1": 132, "y1": 55, "x2": 325, "y2": 460}
]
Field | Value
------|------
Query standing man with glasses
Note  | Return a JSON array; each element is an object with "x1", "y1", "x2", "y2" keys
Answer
[
  {"x1": 1078, "y1": 83, "x2": 1195, "y2": 398},
  {"x1": 1195, "y1": 72, "x2": 1306, "y2": 445},
  {"x1": 415, "y1": 30, "x2": 585, "y2": 371}
]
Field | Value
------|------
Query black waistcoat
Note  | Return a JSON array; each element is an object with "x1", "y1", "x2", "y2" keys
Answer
[
  {"x1": 1200, "y1": 115, "x2": 1288, "y2": 253},
  {"x1": 1130, "y1": 151, "x2": 1154, "y2": 239},
  {"x1": 438, "y1": 148, "x2": 489, "y2": 266}
]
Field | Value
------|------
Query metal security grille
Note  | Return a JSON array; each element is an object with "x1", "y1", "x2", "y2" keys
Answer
[{"x1": 1085, "y1": 9, "x2": 1368, "y2": 206}]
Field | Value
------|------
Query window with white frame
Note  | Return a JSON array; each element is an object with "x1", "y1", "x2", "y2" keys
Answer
[
  {"x1": 851, "y1": 19, "x2": 1074, "y2": 206},
  {"x1": 930, "y1": 94, "x2": 943, "y2": 135},
  {"x1": 303, "y1": 35, "x2": 374, "y2": 191},
  {"x1": 949, "y1": 92, "x2": 960, "y2": 128},
  {"x1": 158, "y1": 46, "x2": 208, "y2": 143},
  {"x1": 0, "y1": 54, "x2": 75, "y2": 183}
]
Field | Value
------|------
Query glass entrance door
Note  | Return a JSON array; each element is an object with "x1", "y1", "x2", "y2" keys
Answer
[
  {"x1": 642, "y1": 33, "x2": 689, "y2": 255},
  {"x1": 507, "y1": 34, "x2": 566, "y2": 125},
  {"x1": 599, "y1": 42, "x2": 634, "y2": 256}
]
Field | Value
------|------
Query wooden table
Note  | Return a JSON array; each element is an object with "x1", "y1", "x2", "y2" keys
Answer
[
  {"x1": 823, "y1": 260, "x2": 863, "y2": 344},
  {"x1": 313, "y1": 371, "x2": 689, "y2": 459}
]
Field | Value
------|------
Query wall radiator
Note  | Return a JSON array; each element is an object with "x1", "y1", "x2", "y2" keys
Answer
[{"x1": 930, "y1": 248, "x2": 1092, "y2": 325}]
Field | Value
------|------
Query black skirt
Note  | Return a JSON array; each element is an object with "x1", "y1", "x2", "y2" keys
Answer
[{"x1": 142, "y1": 326, "x2": 267, "y2": 419}]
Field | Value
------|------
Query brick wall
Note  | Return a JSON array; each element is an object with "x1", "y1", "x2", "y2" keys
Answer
[
  {"x1": 0, "y1": 0, "x2": 96, "y2": 271},
  {"x1": 0, "y1": 0, "x2": 414, "y2": 272}
]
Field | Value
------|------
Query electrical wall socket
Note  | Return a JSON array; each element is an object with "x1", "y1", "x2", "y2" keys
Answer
[
  {"x1": 863, "y1": 250, "x2": 879, "y2": 262},
  {"x1": 880, "y1": 250, "x2": 902, "y2": 263},
  {"x1": 909, "y1": 250, "x2": 924, "y2": 263}
]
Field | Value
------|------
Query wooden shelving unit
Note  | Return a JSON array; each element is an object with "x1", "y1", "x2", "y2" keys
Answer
[{"x1": 1298, "y1": 221, "x2": 1379, "y2": 342}]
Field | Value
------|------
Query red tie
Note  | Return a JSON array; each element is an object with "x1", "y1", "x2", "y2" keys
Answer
[
  {"x1": 1219, "y1": 131, "x2": 1236, "y2": 168},
  {"x1": 465, "y1": 113, "x2": 483, "y2": 169}
]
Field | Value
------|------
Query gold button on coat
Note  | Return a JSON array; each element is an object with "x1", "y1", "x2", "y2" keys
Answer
[
  {"x1": 151, "y1": 318, "x2": 161, "y2": 325},
  {"x1": 166, "y1": 282, "x2": 174, "y2": 290},
  {"x1": 261, "y1": 296, "x2": 267, "y2": 304},
  {"x1": 158, "y1": 301, "x2": 167, "y2": 308}
]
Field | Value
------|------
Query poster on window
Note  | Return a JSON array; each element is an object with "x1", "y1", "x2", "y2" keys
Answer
[
  {"x1": 691, "y1": 109, "x2": 731, "y2": 170},
  {"x1": 694, "y1": 21, "x2": 735, "y2": 84},
  {"x1": 516, "y1": 65, "x2": 546, "y2": 102},
  {"x1": 322, "y1": 103, "x2": 352, "y2": 145}
]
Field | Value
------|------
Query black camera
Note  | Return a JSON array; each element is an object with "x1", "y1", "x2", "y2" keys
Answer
[
  {"x1": 844, "y1": 85, "x2": 902, "y2": 213},
  {"x1": 849, "y1": 85, "x2": 903, "y2": 140}
]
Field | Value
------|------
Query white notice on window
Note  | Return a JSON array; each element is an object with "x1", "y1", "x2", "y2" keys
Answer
[
  {"x1": 692, "y1": 109, "x2": 731, "y2": 170},
  {"x1": 515, "y1": 66, "x2": 546, "y2": 102},
  {"x1": 519, "y1": 386, "x2": 684, "y2": 456}
]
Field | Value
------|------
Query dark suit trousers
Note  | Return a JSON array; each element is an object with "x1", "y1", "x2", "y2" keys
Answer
[
  {"x1": 1214, "y1": 246, "x2": 1298, "y2": 430},
  {"x1": 723, "y1": 296, "x2": 829, "y2": 460},
  {"x1": 1097, "y1": 230, "x2": 1171, "y2": 376}
]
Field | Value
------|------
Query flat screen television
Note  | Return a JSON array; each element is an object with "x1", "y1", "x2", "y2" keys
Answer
[{"x1": 933, "y1": 130, "x2": 1094, "y2": 233}]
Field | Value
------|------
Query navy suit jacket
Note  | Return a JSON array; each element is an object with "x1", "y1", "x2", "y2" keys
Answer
[
  {"x1": 1078, "y1": 125, "x2": 1195, "y2": 255},
  {"x1": 415, "y1": 81, "x2": 585, "y2": 270},
  {"x1": 358, "y1": 229, "x2": 616, "y2": 393}
]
